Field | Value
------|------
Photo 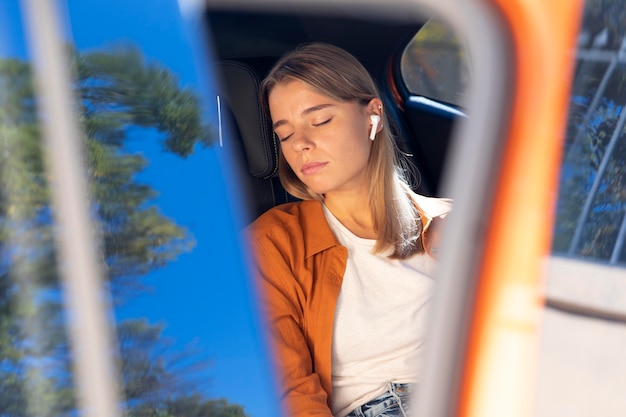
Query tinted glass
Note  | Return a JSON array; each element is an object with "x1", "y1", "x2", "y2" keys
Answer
[
  {"x1": 65, "y1": 1, "x2": 278, "y2": 415},
  {"x1": 0, "y1": 3, "x2": 79, "y2": 415},
  {"x1": 400, "y1": 20, "x2": 471, "y2": 107},
  {"x1": 537, "y1": 0, "x2": 626, "y2": 415},
  {"x1": 553, "y1": 32, "x2": 626, "y2": 263},
  {"x1": 1, "y1": 1, "x2": 278, "y2": 416}
]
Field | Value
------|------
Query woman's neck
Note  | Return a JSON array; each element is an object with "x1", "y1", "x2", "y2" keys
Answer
[{"x1": 324, "y1": 190, "x2": 376, "y2": 239}]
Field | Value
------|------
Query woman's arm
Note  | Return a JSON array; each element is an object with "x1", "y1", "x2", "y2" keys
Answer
[{"x1": 250, "y1": 233, "x2": 335, "y2": 417}]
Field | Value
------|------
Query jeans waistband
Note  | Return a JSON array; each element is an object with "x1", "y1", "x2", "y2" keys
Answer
[
  {"x1": 346, "y1": 382, "x2": 414, "y2": 417},
  {"x1": 387, "y1": 382, "x2": 411, "y2": 394}
]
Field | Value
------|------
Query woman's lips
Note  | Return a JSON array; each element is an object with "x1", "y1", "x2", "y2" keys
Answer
[{"x1": 300, "y1": 162, "x2": 328, "y2": 175}]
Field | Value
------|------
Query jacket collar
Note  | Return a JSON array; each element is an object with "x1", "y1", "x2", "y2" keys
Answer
[{"x1": 298, "y1": 200, "x2": 342, "y2": 259}]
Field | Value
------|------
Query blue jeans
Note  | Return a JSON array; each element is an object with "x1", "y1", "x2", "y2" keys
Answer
[{"x1": 344, "y1": 383, "x2": 413, "y2": 417}]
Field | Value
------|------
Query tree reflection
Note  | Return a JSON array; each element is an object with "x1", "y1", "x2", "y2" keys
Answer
[
  {"x1": 553, "y1": 0, "x2": 626, "y2": 263},
  {"x1": 0, "y1": 46, "x2": 247, "y2": 416}
]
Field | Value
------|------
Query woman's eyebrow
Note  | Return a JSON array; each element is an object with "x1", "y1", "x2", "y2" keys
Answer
[
  {"x1": 302, "y1": 103, "x2": 334, "y2": 116},
  {"x1": 272, "y1": 103, "x2": 335, "y2": 130}
]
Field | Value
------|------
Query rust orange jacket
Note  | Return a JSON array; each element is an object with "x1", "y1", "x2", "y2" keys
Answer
[{"x1": 247, "y1": 197, "x2": 451, "y2": 416}]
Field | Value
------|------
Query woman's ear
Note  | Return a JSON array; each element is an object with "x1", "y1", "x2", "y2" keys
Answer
[
  {"x1": 367, "y1": 98, "x2": 383, "y2": 117},
  {"x1": 367, "y1": 98, "x2": 384, "y2": 138}
]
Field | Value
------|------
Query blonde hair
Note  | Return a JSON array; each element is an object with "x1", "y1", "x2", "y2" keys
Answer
[{"x1": 261, "y1": 43, "x2": 422, "y2": 258}]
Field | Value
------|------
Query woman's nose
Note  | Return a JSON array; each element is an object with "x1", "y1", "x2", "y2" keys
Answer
[{"x1": 291, "y1": 132, "x2": 313, "y2": 152}]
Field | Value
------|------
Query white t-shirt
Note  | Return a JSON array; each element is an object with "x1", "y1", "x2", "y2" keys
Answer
[{"x1": 324, "y1": 205, "x2": 438, "y2": 417}]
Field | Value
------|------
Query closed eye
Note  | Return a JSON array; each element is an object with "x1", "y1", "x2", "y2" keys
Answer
[
  {"x1": 313, "y1": 118, "x2": 332, "y2": 127},
  {"x1": 278, "y1": 133, "x2": 293, "y2": 142}
]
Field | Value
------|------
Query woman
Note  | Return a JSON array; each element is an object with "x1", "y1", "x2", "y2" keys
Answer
[{"x1": 247, "y1": 43, "x2": 452, "y2": 417}]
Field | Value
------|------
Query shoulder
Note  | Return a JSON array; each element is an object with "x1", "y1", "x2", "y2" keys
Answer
[
  {"x1": 247, "y1": 199, "x2": 341, "y2": 261},
  {"x1": 248, "y1": 200, "x2": 321, "y2": 236},
  {"x1": 246, "y1": 200, "x2": 331, "y2": 250}
]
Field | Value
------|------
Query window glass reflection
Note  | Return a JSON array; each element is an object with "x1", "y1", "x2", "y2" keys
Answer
[
  {"x1": 1, "y1": 1, "x2": 277, "y2": 416},
  {"x1": 538, "y1": 1, "x2": 626, "y2": 415},
  {"x1": 400, "y1": 20, "x2": 471, "y2": 107},
  {"x1": 1, "y1": 17, "x2": 77, "y2": 417},
  {"x1": 63, "y1": 1, "x2": 277, "y2": 415},
  {"x1": 553, "y1": 11, "x2": 626, "y2": 264}
]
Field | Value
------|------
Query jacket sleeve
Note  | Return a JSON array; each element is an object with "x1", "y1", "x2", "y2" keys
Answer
[{"x1": 249, "y1": 232, "x2": 335, "y2": 417}]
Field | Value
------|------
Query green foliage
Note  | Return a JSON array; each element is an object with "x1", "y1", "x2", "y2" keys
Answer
[
  {"x1": 126, "y1": 395, "x2": 248, "y2": 417},
  {"x1": 0, "y1": 44, "x2": 230, "y2": 416},
  {"x1": 73, "y1": 45, "x2": 214, "y2": 156},
  {"x1": 551, "y1": 0, "x2": 626, "y2": 262},
  {"x1": 165, "y1": 395, "x2": 249, "y2": 417},
  {"x1": 556, "y1": 109, "x2": 626, "y2": 259}
]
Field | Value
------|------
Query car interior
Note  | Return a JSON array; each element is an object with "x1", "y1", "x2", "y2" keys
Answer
[{"x1": 202, "y1": 4, "x2": 463, "y2": 223}]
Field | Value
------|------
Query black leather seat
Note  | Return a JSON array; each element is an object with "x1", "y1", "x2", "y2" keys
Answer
[{"x1": 211, "y1": 60, "x2": 295, "y2": 223}]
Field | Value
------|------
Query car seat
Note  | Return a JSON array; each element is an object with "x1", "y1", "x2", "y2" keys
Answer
[{"x1": 211, "y1": 60, "x2": 296, "y2": 223}]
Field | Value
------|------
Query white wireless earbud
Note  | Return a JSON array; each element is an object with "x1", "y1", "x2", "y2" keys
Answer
[{"x1": 369, "y1": 114, "x2": 381, "y2": 140}]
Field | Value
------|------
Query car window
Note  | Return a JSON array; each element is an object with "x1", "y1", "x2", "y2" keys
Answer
[
  {"x1": 400, "y1": 19, "x2": 471, "y2": 107},
  {"x1": 0, "y1": 4, "x2": 81, "y2": 415},
  {"x1": 537, "y1": 0, "x2": 626, "y2": 415},
  {"x1": 551, "y1": 5, "x2": 626, "y2": 263},
  {"x1": 1, "y1": 1, "x2": 278, "y2": 416}
]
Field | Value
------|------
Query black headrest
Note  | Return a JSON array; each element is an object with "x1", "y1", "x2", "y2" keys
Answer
[{"x1": 212, "y1": 61, "x2": 278, "y2": 179}]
